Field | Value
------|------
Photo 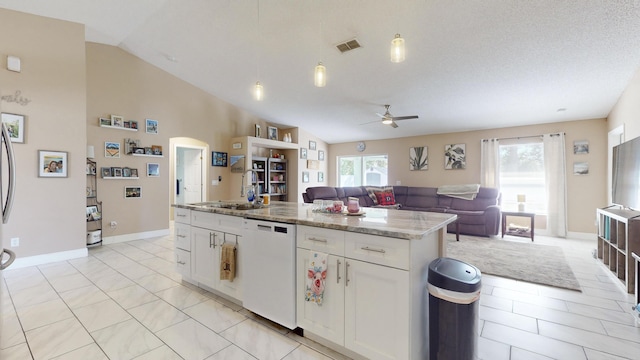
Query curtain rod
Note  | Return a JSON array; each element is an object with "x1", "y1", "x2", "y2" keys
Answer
[{"x1": 482, "y1": 132, "x2": 564, "y2": 142}]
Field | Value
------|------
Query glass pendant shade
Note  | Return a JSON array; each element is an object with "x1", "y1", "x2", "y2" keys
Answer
[
  {"x1": 390, "y1": 33, "x2": 405, "y2": 63},
  {"x1": 254, "y1": 81, "x2": 264, "y2": 101},
  {"x1": 314, "y1": 62, "x2": 326, "y2": 87}
]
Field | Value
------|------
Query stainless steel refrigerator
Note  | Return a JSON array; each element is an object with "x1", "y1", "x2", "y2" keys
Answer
[{"x1": 0, "y1": 122, "x2": 17, "y2": 324}]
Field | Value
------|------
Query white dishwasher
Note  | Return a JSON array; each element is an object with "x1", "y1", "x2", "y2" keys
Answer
[{"x1": 242, "y1": 219, "x2": 297, "y2": 329}]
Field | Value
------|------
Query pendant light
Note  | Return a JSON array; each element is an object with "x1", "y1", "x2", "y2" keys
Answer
[
  {"x1": 314, "y1": 15, "x2": 326, "y2": 87},
  {"x1": 314, "y1": 62, "x2": 326, "y2": 87},
  {"x1": 390, "y1": 33, "x2": 405, "y2": 63},
  {"x1": 254, "y1": 0, "x2": 264, "y2": 101},
  {"x1": 254, "y1": 81, "x2": 264, "y2": 101}
]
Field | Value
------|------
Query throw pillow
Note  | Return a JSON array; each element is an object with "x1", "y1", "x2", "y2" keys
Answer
[
  {"x1": 365, "y1": 186, "x2": 394, "y2": 205},
  {"x1": 375, "y1": 190, "x2": 396, "y2": 206}
]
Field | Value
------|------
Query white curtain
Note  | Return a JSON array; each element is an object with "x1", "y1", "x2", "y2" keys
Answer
[
  {"x1": 480, "y1": 138, "x2": 500, "y2": 188},
  {"x1": 543, "y1": 133, "x2": 567, "y2": 237}
]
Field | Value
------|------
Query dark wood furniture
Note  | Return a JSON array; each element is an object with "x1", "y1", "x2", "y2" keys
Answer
[{"x1": 501, "y1": 211, "x2": 535, "y2": 242}]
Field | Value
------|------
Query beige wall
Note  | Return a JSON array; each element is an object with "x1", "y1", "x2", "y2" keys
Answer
[
  {"x1": 328, "y1": 119, "x2": 608, "y2": 234},
  {"x1": 86, "y1": 43, "x2": 271, "y2": 237},
  {"x1": 296, "y1": 128, "x2": 329, "y2": 202},
  {"x1": 0, "y1": 9, "x2": 87, "y2": 257},
  {"x1": 608, "y1": 67, "x2": 640, "y2": 140}
]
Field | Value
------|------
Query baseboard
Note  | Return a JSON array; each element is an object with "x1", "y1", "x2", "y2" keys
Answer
[
  {"x1": 102, "y1": 228, "x2": 170, "y2": 245},
  {"x1": 9, "y1": 248, "x2": 88, "y2": 269}
]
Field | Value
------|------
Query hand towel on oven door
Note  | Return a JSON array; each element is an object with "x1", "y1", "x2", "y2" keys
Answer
[
  {"x1": 220, "y1": 242, "x2": 236, "y2": 282},
  {"x1": 305, "y1": 252, "x2": 328, "y2": 305}
]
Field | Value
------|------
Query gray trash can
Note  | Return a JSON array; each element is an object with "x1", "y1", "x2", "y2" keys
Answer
[{"x1": 428, "y1": 257, "x2": 482, "y2": 360}]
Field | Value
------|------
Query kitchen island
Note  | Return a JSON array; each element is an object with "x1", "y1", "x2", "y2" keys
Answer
[{"x1": 172, "y1": 201, "x2": 457, "y2": 360}]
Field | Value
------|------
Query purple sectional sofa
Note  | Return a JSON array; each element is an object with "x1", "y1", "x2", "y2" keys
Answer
[{"x1": 302, "y1": 186, "x2": 501, "y2": 237}]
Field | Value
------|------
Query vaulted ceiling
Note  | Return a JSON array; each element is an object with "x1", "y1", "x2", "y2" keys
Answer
[{"x1": 2, "y1": 1, "x2": 640, "y2": 143}]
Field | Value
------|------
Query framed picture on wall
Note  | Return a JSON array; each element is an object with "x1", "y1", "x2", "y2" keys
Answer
[
  {"x1": 212, "y1": 151, "x2": 228, "y2": 167},
  {"x1": 125, "y1": 186, "x2": 142, "y2": 198},
  {"x1": 147, "y1": 163, "x2": 160, "y2": 177},
  {"x1": 105, "y1": 141, "x2": 120, "y2": 158},
  {"x1": 302, "y1": 171, "x2": 310, "y2": 183},
  {"x1": 38, "y1": 150, "x2": 68, "y2": 178},
  {"x1": 1, "y1": 112, "x2": 25, "y2": 143},
  {"x1": 268, "y1": 126, "x2": 278, "y2": 140},
  {"x1": 318, "y1": 150, "x2": 325, "y2": 161},
  {"x1": 146, "y1": 119, "x2": 158, "y2": 134}
]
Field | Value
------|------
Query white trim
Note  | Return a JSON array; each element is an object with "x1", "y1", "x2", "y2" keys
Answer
[
  {"x1": 103, "y1": 228, "x2": 170, "y2": 245},
  {"x1": 9, "y1": 248, "x2": 88, "y2": 269}
]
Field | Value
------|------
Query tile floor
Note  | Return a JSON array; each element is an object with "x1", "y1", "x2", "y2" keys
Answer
[{"x1": 1, "y1": 229, "x2": 639, "y2": 359}]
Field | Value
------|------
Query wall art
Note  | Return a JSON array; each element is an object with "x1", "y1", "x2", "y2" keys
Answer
[
  {"x1": 38, "y1": 150, "x2": 68, "y2": 178},
  {"x1": 410, "y1": 146, "x2": 428, "y2": 171},
  {"x1": 444, "y1": 143, "x2": 466, "y2": 170}
]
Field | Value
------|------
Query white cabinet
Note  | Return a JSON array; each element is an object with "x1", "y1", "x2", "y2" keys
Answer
[
  {"x1": 344, "y1": 258, "x2": 409, "y2": 360},
  {"x1": 296, "y1": 225, "x2": 410, "y2": 360},
  {"x1": 174, "y1": 208, "x2": 192, "y2": 278},
  {"x1": 189, "y1": 212, "x2": 243, "y2": 301}
]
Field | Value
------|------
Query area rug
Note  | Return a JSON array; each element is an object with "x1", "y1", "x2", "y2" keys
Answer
[{"x1": 446, "y1": 235, "x2": 581, "y2": 292}]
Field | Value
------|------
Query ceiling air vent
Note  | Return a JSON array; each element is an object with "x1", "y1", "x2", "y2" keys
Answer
[{"x1": 336, "y1": 38, "x2": 361, "y2": 53}]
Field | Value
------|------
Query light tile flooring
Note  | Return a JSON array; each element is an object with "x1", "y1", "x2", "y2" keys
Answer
[{"x1": 1, "y1": 229, "x2": 639, "y2": 359}]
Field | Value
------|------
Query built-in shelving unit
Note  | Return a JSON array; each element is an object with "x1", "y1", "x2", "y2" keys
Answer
[
  {"x1": 597, "y1": 206, "x2": 640, "y2": 293},
  {"x1": 230, "y1": 135, "x2": 299, "y2": 202},
  {"x1": 86, "y1": 158, "x2": 102, "y2": 247}
]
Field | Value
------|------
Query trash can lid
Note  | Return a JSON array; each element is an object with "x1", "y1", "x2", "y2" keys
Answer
[{"x1": 428, "y1": 257, "x2": 481, "y2": 293}]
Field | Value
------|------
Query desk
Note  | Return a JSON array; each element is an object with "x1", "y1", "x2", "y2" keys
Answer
[{"x1": 501, "y1": 211, "x2": 535, "y2": 241}]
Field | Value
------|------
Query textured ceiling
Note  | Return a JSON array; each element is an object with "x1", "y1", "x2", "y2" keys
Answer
[{"x1": 2, "y1": 0, "x2": 640, "y2": 143}]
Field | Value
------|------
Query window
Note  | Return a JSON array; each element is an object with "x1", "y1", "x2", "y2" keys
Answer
[
  {"x1": 338, "y1": 155, "x2": 388, "y2": 187},
  {"x1": 499, "y1": 142, "x2": 546, "y2": 214}
]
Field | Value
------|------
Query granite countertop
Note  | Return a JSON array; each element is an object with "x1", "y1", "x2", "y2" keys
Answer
[{"x1": 173, "y1": 202, "x2": 456, "y2": 240}]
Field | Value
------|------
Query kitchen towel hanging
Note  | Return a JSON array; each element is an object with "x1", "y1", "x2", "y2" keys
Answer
[
  {"x1": 220, "y1": 242, "x2": 237, "y2": 282},
  {"x1": 305, "y1": 252, "x2": 328, "y2": 305}
]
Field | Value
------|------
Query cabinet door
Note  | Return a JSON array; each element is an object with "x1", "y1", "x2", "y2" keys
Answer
[
  {"x1": 296, "y1": 249, "x2": 345, "y2": 345},
  {"x1": 344, "y1": 259, "x2": 409, "y2": 360},
  {"x1": 190, "y1": 227, "x2": 220, "y2": 289},
  {"x1": 215, "y1": 233, "x2": 242, "y2": 301}
]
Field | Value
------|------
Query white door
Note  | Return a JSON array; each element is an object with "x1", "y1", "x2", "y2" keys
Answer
[
  {"x1": 296, "y1": 249, "x2": 345, "y2": 345},
  {"x1": 183, "y1": 148, "x2": 203, "y2": 204},
  {"x1": 344, "y1": 259, "x2": 409, "y2": 360}
]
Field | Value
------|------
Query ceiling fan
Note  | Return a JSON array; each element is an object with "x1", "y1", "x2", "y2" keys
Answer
[{"x1": 362, "y1": 105, "x2": 419, "y2": 128}]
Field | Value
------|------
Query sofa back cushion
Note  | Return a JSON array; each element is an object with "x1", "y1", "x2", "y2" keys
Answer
[
  {"x1": 343, "y1": 187, "x2": 375, "y2": 206},
  {"x1": 402, "y1": 187, "x2": 441, "y2": 208},
  {"x1": 305, "y1": 186, "x2": 339, "y2": 203},
  {"x1": 447, "y1": 187, "x2": 500, "y2": 211}
]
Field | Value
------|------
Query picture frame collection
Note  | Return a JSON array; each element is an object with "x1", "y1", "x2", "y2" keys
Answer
[{"x1": 101, "y1": 166, "x2": 140, "y2": 178}]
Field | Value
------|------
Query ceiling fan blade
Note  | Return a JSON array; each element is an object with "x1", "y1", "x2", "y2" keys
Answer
[
  {"x1": 375, "y1": 112, "x2": 387, "y2": 118},
  {"x1": 389, "y1": 121, "x2": 399, "y2": 128},
  {"x1": 359, "y1": 120, "x2": 382, "y2": 125},
  {"x1": 391, "y1": 115, "x2": 419, "y2": 121}
]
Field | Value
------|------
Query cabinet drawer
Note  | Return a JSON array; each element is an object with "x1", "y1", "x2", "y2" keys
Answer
[
  {"x1": 345, "y1": 233, "x2": 409, "y2": 270},
  {"x1": 191, "y1": 211, "x2": 217, "y2": 229},
  {"x1": 175, "y1": 208, "x2": 190, "y2": 224},
  {"x1": 217, "y1": 214, "x2": 243, "y2": 233},
  {"x1": 175, "y1": 248, "x2": 191, "y2": 276},
  {"x1": 174, "y1": 223, "x2": 191, "y2": 251},
  {"x1": 297, "y1": 225, "x2": 345, "y2": 256}
]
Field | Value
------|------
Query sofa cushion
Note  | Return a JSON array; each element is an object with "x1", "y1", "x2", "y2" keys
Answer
[{"x1": 403, "y1": 187, "x2": 440, "y2": 208}]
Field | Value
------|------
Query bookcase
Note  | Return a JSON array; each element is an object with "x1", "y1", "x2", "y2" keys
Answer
[{"x1": 596, "y1": 206, "x2": 640, "y2": 293}]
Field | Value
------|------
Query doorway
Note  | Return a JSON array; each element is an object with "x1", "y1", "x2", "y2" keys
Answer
[{"x1": 174, "y1": 145, "x2": 207, "y2": 206}]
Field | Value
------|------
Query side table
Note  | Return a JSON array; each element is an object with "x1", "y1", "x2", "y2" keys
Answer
[{"x1": 501, "y1": 211, "x2": 535, "y2": 242}]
